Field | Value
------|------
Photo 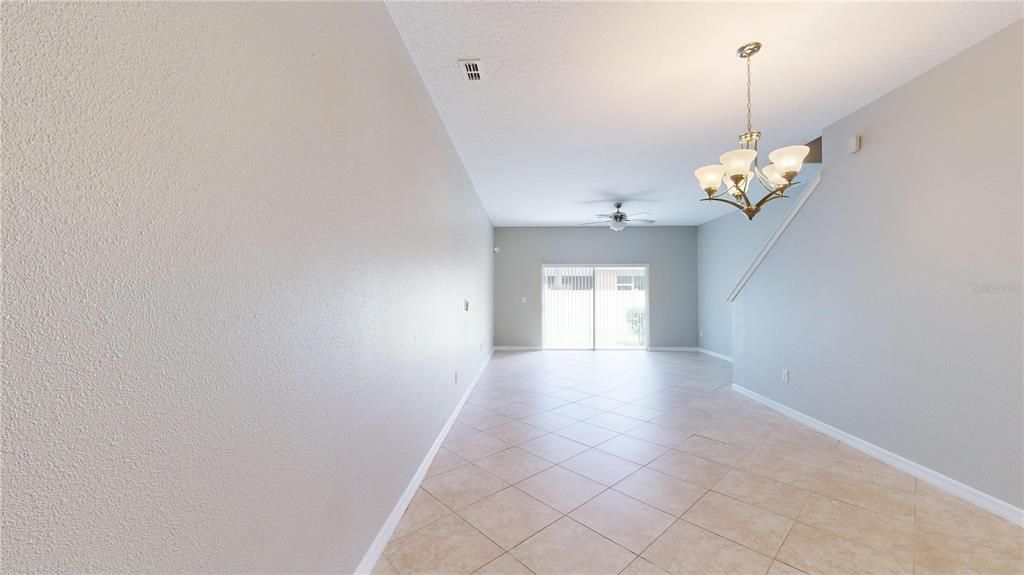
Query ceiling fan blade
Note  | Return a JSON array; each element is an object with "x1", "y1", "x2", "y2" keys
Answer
[
  {"x1": 579, "y1": 221, "x2": 611, "y2": 226},
  {"x1": 623, "y1": 188, "x2": 662, "y2": 200},
  {"x1": 579, "y1": 190, "x2": 624, "y2": 203},
  {"x1": 627, "y1": 212, "x2": 652, "y2": 217},
  {"x1": 628, "y1": 219, "x2": 656, "y2": 223}
]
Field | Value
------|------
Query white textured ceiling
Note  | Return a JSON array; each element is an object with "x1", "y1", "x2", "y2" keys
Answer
[{"x1": 387, "y1": 2, "x2": 1022, "y2": 226}]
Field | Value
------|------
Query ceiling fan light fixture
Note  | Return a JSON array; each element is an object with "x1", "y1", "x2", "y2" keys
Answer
[
  {"x1": 610, "y1": 220, "x2": 627, "y2": 232},
  {"x1": 693, "y1": 42, "x2": 807, "y2": 220}
]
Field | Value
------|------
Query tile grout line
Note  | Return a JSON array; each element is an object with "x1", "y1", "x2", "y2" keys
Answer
[
  {"x1": 474, "y1": 383, "x2": 710, "y2": 573},
  {"x1": 454, "y1": 484, "x2": 557, "y2": 573},
  {"x1": 771, "y1": 488, "x2": 811, "y2": 569},
  {"x1": 621, "y1": 463, "x2": 712, "y2": 565},
  {"x1": 442, "y1": 434, "x2": 634, "y2": 566},
  {"x1": 912, "y1": 477, "x2": 918, "y2": 573}
]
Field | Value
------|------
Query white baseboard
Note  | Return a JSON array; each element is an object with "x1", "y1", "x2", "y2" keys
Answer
[
  {"x1": 493, "y1": 347, "x2": 730, "y2": 364},
  {"x1": 648, "y1": 347, "x2": 698, "y2": 352},
  {"x1": 494, "y1": 346, "x2": 542, "y2": 351},
  {"x1": 696, "y1": 348, "x2": 733, "y2": 362},
  {"x1": 354, "y1": 348, "x2": 494, "y2": 574},
  {"x1": 648, "y1": 347, "x2": 732, "y2": 363},
  {"x1": 731, "y1": 384, "x2": 1024, "y2": 527}
]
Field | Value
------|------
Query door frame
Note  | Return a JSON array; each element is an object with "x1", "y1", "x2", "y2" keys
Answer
[{"x1": 540, "y1": 263, "x2": 651, "y2": 351}]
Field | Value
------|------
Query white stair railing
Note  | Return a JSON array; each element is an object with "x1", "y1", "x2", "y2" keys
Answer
[{"x1": 727, "y1": 170, "x2": 824, "y2": 302}]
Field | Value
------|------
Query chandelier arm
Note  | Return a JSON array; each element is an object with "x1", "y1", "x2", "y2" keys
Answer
[
  {"x1": 751, "y1": 182, "x2": 789, "y2": 208},
  {"x1": 736, "y1": 186, "x2": 754, "y2": 208},
  {"x1": 756, "y1": 179, "x2": 801, "y2": 205},
  {"x1": 751, "y1": 165, "x2": 774, "y2": 192},
  {"x1": 696, "y1": 195, "x2": 745, "y2": 209},
  {"x1": 753, "y1": 192, "x2": 789, "y2": 210},
  {"x1": 724, "y1": 182, "x2": 753, "y2": 207}
]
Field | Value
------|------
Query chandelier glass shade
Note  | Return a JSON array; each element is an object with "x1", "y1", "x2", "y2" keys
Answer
[{"x1": 694, "y1": 42, "x2": 810, "y2": 220}]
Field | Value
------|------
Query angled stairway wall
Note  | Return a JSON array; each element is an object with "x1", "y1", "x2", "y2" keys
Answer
[
  {"x1": 697, "y1": 167, "x2": 820, "y2": 359},
  {"x1": 731, "y1": 20, "x2": 1023, "y2": 512}
]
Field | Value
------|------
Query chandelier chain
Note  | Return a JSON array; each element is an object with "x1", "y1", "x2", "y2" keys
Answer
[{"x1": 745, "y1": 57, "x2": 752, "y2": 134}]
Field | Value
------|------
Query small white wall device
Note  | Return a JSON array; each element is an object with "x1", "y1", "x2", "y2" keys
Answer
[{"x1": 848, "y1": 135, "x2": 862, "y2": 154}]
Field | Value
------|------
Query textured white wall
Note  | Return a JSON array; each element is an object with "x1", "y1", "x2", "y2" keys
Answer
[
  {"x1": 2, "y1": 3, "x2": 493, "y2": 572},
  {"x1": 733, "y1": 21, "x2": 1023, "y2": 507},
  {"x1": 493, "y1": 227, "x2": 698, "y2": 348}
]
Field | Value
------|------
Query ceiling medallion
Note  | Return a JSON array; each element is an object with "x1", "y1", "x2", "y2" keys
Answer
[{"x1": 694, "y1": 42, "x2": 810, "y2": 220}]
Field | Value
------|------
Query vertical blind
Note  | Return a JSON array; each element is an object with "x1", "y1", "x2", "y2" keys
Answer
[
  {"x1": 541, "y1": 265, "x2": 648, "y2": 350},
  {"x1": 541, "y1": 266, "x2": 594, "y2": 349}
]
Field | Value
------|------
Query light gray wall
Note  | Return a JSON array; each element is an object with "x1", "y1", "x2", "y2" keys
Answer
[
  {"x1": 2, "y1": 3, "x2": 492, "y2": 572},
  {"x1": 733, "y1": 21, "x2": 1023, "y2": 507},
  {"x1": 494, "y1": 227, "x2": 697, "y2": 348},
  {"x1": 697, "y1": 172, "x2": 814, "y2": 357}
]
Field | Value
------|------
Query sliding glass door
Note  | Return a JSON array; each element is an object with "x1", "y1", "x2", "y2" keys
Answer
[
  {"x1": 541, "y1": 265, "x2": 648, "y2": 350},
  {"x1": 541, "y1": 266, "x2": 594, "y2": 349},
  {"x1": 595, "y1": 266, "x2": 648, "y2": 349}
]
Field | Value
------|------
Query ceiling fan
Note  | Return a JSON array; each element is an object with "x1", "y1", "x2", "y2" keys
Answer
[{"x1": 580, "y1": 202, "x2": 655, "y2": 232}]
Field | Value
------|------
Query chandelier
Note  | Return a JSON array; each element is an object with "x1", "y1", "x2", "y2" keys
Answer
[{"x1": 693, "y1": 42, "x2": 810, "y2": 220}]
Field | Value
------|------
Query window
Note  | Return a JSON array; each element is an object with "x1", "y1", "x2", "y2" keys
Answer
[
  {"x1": 545, "y1": 274, "x2": 593, "y2": 290},
  {"x1": 616, "y1": 275, "x2": 645, "y2": 291}
]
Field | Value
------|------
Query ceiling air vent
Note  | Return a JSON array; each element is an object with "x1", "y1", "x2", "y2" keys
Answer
[{"x1": 459, "y1": 60, "x2": 482, "y2": 81}]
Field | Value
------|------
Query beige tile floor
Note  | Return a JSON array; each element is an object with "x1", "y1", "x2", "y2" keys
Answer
[{"x1": 375, "y1": 351, "x2": 1023, "y2": 575}]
